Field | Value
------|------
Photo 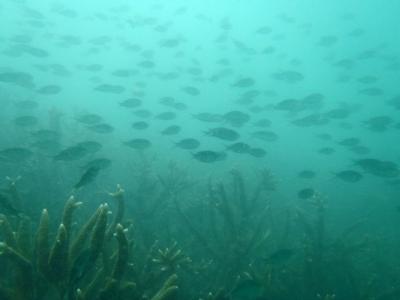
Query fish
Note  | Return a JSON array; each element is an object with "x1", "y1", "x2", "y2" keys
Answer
[
  {"x1": 94, "y1": 84, "x2": 125, "y2": 94},
  {"x1": 248, "y1": 148, "x2": 266, "y2": 158},
  {"x1": 226, "y1": 142, "x2": 251, "y2": 154},
  {"x1": 0, "y1": 193, "x2": 20, "y2": 215},
  {"x1": 82, "y1": 158, "x2": 112, "y2": 170},
  {"x1": 182, "y1": 86, "x2": 200, "y2": 96},
  {"x1": 14, "y1": 100, "x2": 39, "y2": 110},
  {"x1": 0, "y1": 147, "x2": 33, "y2": 162},
  {"x1": 192, "y1": 113, "x2": 223, "y2": 123},
  {"x1": 161, "y1": 125, "x2": 181, "y2": 135},
  {"x1": 133, "y1": 109, "x2": 152, "y2": 118},
  {"x1": 355, "y1": 158, "x2": 399, "y2": 178},
  {"x1": 297, "y1": 188, "x2": 316, "y2": 200},
  {"x1": 31, "y1": 130, "x2": 60, "y2": 141},
  {"x1": 298, "y1": 170, "x2": 316, "y2": 179},
  {"x1": 119, "y1": 98, "x2": 142, "y2": 108},
  {"x1": 192, "y1": 150, "x2": 227, "y2": 163},
  {"x1": 338, "y1": 138, "x2": 360, "y2": 147},
  {"x1": 132, "y1": 121, "x2": 149, "y2": 130},
  {"x1": 231, "y1": 279, "x2": 263, "y2": 300},
  {"x1": 253, "y1": 118, "x2": 271, "y2": 128},
  {"x1": 266, "y1": 248, "x2": 295, "y2": 264},
  {"x1": 74, "y1": 166, "x2": 101, "y2": 189},
  {"x1": 251, "y1": 130, "x2": 278, "y2": 142},
  {"x1": 37, "y1": 85, "x2": 62, "y2": 95},
  {"x1": 75, "y1": 114, "x2": 103, "y2": 125},
  {"x1": 124, "y1": 138, "x2": 152, "y2": 150},
  {"x1": 232, "y1": 77, "x2": 255, "y2": 88},
  {"x1": 318, "y1": 147, "x2": 335, "y2": 155},
  {"x1": 334, "y1": 170, "x2": 363, "y2": 182},
  {"x1": 76, "y1": 141, "x2": 102, "y2": 154},
  {"x1": 223, "y1": 111, "x2": 250, "y2": 127},
  {"x1": 363, "y1": 116, "x2": 393, "y2": 132},
  {"x1": 87, "y1": 123, "x2": 114, "y2": 134},
  {"x1": 155, "y1": 112, "x2": 176, "y2": 120},
  {"x1": 54, "y1": 146, "x2": 88, "y2": 161},
  {"x1": 206, "y1": 127, "x2": 240, "y2": 141},
  {"x1": 175, "y1": 138, "x2": 200, "y2": 150},
  {"x1": 272, "y1": 70, "x2": 304, "y2": 83},
  {"x1": 0, "y1": 71, "x2": 35, "y2": 88},
  {"x1": 14, "y1": 116, "x2": 38, "y2": 127}
]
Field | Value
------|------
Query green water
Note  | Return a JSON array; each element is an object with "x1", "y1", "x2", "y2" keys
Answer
[{"x1": 0, "y1": 0, "x2": 399, "y2": 299}]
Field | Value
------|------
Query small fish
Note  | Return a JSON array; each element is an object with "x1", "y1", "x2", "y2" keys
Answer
[
  {"x1": 206, "y1": 127, "x2": 240, "y2": 141},
  {"x1": 182, "y1": 86, "x2": 200, "y2": 96},
  {"x1": 266, "y1": 248, "x2": 295, "y2": 264},
  {"x1": 74, "y1": 166, "x2": 101, "y2": 189},
  {"x1": 14, "y1": 116, "x2": 38, "y2": 127},
  {"x1": 37, "y1": 85, "x2": 62, "y2": 95},
  {"x1": 226, "y1": 142, "x2": 251, "y2": 154},
  {"x1": 132, "y1": 121, "x2": 149, "y2": 130},
  {"x1": 175, "y1": 138, "x2": 200, "y2": 150},
  {"x1": 54, "y1": 146, "x2": 88, "y2": 161},
  {"x1": 192, "y1": 150, "x2": 227, "y2": 163},
  {"x1": 124, "y1": 138, "x2": 151, "y2": 150},
  {"x1": 155, "y1": 112, "x2": 176, "y2": 120},
  {"x1": 297, "y1": 188, "x2": 315, "y2": 200},
  {"x1": 76, "y1": 141, "x2": 102, "y2": 154},
  {"x1": 94, "y1": 84, "x2": 125, "y2": 94},
  {"x1": 0, "y1": 193, "x2": 20, "y2": 215},
  {"x1": 161, "y1": 125, "x2": 181, "y2": 135},
  {"x1": 251, "y1": 130, "x2": 278, "y2": 142},
  {"x1": 0, "y1": 147, "x2": 33, "y2": 162},
  {"x1": 248, "y1": 147, "x2": 266, "y2": 158},
  {"x1": 334, "y1": 170, "x2": 363, "y2": 182},
  {"x1": 87, "y1": 123, "x2": 114, "y2": 134},
  {"x1": 75, "y1": 114, "x2": 103, "y2": 125},
  {"x1": 298, "y1": 170, "x2": 316, "y2": 179},
  {"x1": 119, "y1": 98, "x2": 142, "y2": 108},
  {"x1": 232, "y1": 77, "x2": 255, "y2": 88}
]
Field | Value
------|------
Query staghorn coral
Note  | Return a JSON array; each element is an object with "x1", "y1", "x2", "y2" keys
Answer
[{"x1": 0, "y1": 184, "x2": 179, "y2": 300}]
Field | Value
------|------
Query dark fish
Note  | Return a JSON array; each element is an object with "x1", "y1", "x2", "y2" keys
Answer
[
  {"x1": 223, "y1": 111, "x2": 250, "y2": 127},
  {"x1": 161, "y1": 125, "x2": 181, "y2": 135},
  {"x1": 112, "y1": 69, "x2": 136, "y2": 77},
  {"x1": 349, "y1": 145, "x2": 370, "y2": 155},
  {"x1": 119, "y1": 98, "x2": 142, "y2": 108},
  {"x1": 226, "y1": 142, "x2": 251, "y2": 154},
  {"x1": 357, "y1": 75, "x2": 378, "y2": 84},
  {"x1": 82, "y1": 158, "x2": 112, "y2": 170},
  {"x1": 87, "y1": 123, "x2": 114, "y2": 134},
  {"x1": 76, "y1": 141, "x2": 102, "y2": 154},
  {"x1": 248, "y1": 147, "x2": 266, "y2": 158},
  {"x1": 206, "y1": 127, "x2": 240, "y2": 141},
  {"x1": 334, "y1": 170, "x2": 363, "y2": 182},
  {"x1": 338, "y1": 138, "x2": 360, "y2": 147},
  {"x1": 275, "y1": 98, "x2": 304, "y2": 112},
  {"x1": 251, "y1": 130, "x2": 278, "y2": 142},
  {"x1": 363, "y1": 116, "x2": 393, "y2": 132},
  {"x1": 297, "y1": 188, "x2": 315, "y2": 200},
  {"x1": 75, "y1": 114, "x2": 103, "y2": 125},
  {"x1": 14, "y1": 116, "x2": 38, "y2": 127},
  {"x1": 355, "y1": 158, "x2": 399, "y2": 178},
  {"x1": 182, "y1": 86, "x2": 200, "y2": 96},
  {"x1": 133, "y1": 109, "x2": 152, "y2": 118},
  {"x1": 359, "y1": 87, "x2": 384, "y2": 96},
  {"x1": 232, "y1": 77, "x2": 255, "y2": 88},
  {"x1": 272, "y1": 70, "x2": 304, "y2": 83},
  {"x1": 175, "y1": 138, "x2": 200, "y2": 150},
  {"x1": 155, "y1": 112, "x2": 176, "y2": 120},
  {"x1": 94, "y1": 84, "x2": 125, "y2": 94},
  {"x1": 74, "y1": 166, "x2": 101, "y2": 189},
  {"x1": 0, "y1": 71, "x2": 35, "y2": 88},
  {"x1": 15, "y1": 100, "x2": 39, "y2": 109},
  {"x1": 54, "y1": 146, "x2": 88, "y2": 161},
  {"x1": 256, "y1": 26, "x2": 272, "y2": 34},
  {"x1": 192, "y1": 113, "x2": 223, "y2": 123},
  {"x1": 298, "y1": 170, "x2": 316, "y2": 179},
  {"x1": 132, "y1": 121, "x2": 149, "y2": 130},
  {"x1": 324, "y1": 108, "x2": 351, "y2": 119},
  {"x1": 193, "y1": 150, "x2": 227, "y2": 163},
  {"x1": 137, "y1": 60, "x2": 155, "y2": 69},
  {"x1": 317, "y1": 35, "x2": 338, "y2": 47},
  {"x1": 124, "y1": 138, "x2": 151, "y2": 150},
  {"x1": 37, "y1": 85, "x2": 62, "y2": 95},
  {"x1": 318, "y1": 147, "x2": 335, "y2": 155},
  {"x1": 292, "y1": 114, "x2": 328, "y2": 127},
  {"x1": 31, "y1": 129, "x2": 59, "y2": 141},
  {"x1": 0, "y1": 147, "x2": 33, "y2": 162},
  {"x1": 0, "y1": 193, "x2": 19, "y2": 215},
  {"x1": 253, "y1": 118, "x2": 271, "y2": 127},
  {"x1": 231, "y1": 279, "x2": 263, "y2": 300},
  {"x1": 266, "y1": 249, "x2": 295, "y2": 264}
]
